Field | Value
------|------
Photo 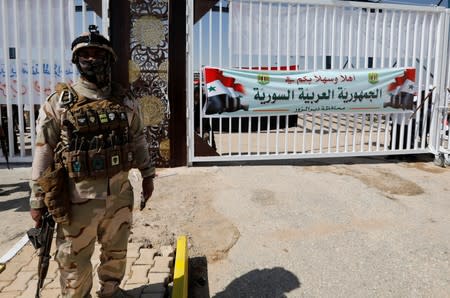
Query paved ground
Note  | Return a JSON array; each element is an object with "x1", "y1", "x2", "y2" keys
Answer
[
  {"x1": 0, "y1": 164, "x2": 175, "y2": 298},
  {"x1": 1, "y1": 154, "x2": 450, "y2": 298},
  {"x1": 0, "y1": 240, "x2": 174, "y2": 298}
]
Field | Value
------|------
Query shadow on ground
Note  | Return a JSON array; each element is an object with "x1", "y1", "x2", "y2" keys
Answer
[
  {"x1": 0, "y1": 181, "x2": 30, "y2": 212},
  {"x1": 194, "y1": 153, "x2": 436, "y2": 168},
  {"x1": 189, "y1": 256, "x2": 301, "y2": 298}
]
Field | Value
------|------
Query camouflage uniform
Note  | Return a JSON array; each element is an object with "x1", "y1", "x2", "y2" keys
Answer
[{"x1": 29, "y1": 78, "x2": 154, "y2": 297}]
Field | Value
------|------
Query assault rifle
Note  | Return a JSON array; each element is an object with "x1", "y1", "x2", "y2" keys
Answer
[{"x1": 27, "y1": 211, "x2": 55, "y2": 298}]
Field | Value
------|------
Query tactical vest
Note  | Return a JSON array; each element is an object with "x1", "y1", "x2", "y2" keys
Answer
[{"x1": 57, "y1": 83, "x2": 135, "y2": 180}]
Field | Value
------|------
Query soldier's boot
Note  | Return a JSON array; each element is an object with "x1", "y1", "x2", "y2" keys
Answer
[
  {"x1": 96, "y1": 281, "x2": 132, "y2": 298},
  {"x1": 96, "y1": 288, "x2": 132, "y2": 298}
]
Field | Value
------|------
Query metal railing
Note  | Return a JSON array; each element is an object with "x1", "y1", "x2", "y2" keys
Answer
[
  {"x1": 0, "y1": 0, "x2": 108, "y2": 164},
  {"x1": 188, "y1": 0, "x2": 450, "y2": 164}
]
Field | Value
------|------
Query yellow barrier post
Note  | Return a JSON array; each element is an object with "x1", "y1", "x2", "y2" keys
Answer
[{"x1": 172, "y1": 235, "x2": 188, "y2": 298}]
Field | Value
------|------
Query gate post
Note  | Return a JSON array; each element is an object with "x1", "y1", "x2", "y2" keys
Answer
[
  {"x1": 168, "y1": 0, "x2": 188, "y2": 166},
  {"x1": 109, "y1": 0, "x2": 130, "y2": 89}
]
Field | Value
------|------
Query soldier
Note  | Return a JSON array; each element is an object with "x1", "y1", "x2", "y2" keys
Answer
[{"x1": 29, "y1": 25, "x2": 155, "y2": 298}]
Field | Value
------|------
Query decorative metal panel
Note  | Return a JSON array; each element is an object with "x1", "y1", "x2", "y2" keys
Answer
[{"x1": 130, "y1": 0, "x2": 169, "y2": 167}]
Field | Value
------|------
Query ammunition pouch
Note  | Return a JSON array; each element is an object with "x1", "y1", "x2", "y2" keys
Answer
[
  {"x1": 63, "y1": 149, "x2": 89, "y2": 179},
  {"x1": 63, "y1": 141, "x2": 134, "y2": 179},
  {"x1": 88, "y1": 147, "x2": 108, "y2": 178},
  {"x1": 37, "y1": 164, "x2": 70, "y2": 225},
  {"x1": 106, "y1": 145, "x2": 122, "y2": 177}
]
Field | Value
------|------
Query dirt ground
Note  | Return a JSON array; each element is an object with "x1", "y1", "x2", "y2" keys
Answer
[
  {"x1": 129, "y1": 166, "x2": 241, "y2": 261},
  {"x1": 129, "y1": 155, "x2": 447, "y2": 261}
]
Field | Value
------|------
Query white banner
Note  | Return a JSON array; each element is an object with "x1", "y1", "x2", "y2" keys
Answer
[{"x1": 203, "y1": 66, "x2": 417, "y2": 115}]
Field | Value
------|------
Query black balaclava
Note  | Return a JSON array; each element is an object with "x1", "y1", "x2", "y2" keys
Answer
[{"x1": 76, "y1": 53, "x2": 111, "y2": 89}]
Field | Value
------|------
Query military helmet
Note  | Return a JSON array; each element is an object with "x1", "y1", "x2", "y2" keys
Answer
[{"x1": 71, "y1": 25, "x2": 117, "y2": 63}]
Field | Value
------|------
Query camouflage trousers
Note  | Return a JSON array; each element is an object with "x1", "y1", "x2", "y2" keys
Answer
[{"x1": 55, "y1": 177, "x2": 134, "y2": 298}]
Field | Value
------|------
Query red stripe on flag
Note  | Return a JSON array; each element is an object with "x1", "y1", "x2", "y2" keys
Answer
[
  {"x1": 404, "y1": 68, "x2": 416, "y2": 81},
  {"x1": 387, "y1": 68, "x2": 416, "y2": 93},
  {"x1": 204, "y1": 67, "x2": 246, "y2": 95},
  {"x1": 221, "y1": 76, "x2": 235, "y2": 88},
  {"x1": 234, "y1": 83, "x2": 245, "y2": 94},
  {"x1": 387, "y1": 82, "x2": 398, "y2": 93},
  {"x1": 204, "y1": 68, "x2": 222, "y2": 84}
]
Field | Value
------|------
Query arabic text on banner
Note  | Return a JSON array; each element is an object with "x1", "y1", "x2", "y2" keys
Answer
[
  {"x1": 0, "y1": 61, "x2": 75, "y2": 105},
  {"x1": 202, "y1": 67, "x2": 417, "y2": 115}
]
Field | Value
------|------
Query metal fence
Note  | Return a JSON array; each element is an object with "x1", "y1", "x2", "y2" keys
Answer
[
  {"x1": 0, "y1": 0, "x2": 108, "y2": 164},
  {"x1": 188, "y1": 0, "x2": 450, "y2": 165}
]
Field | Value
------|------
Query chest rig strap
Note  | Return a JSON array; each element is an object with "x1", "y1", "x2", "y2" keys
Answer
[{"x1": 56, "y1": 83, "x2": 78, "y2": 109}]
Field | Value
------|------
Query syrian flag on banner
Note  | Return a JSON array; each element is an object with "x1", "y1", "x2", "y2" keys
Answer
[
  {"x1": 203, "y1": 67, "x2": 248, "y2": 114},
  {"x1": 399, "y1": 68, "x2": 417, "y2": 95},
  {"x1": 388, "y1": 68, "x2": 417, "y2": 96},
  {"x1": 387, "y1": 68, "x2": 417, "y2": 110}
]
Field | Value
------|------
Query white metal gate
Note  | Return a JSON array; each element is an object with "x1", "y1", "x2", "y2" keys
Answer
[
  {"x1": 187, "y1": 0, "x2": 450, "y2": 164},
  {"x1": 0, "y1": 0, "x2": 108, "y2": 165}
]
